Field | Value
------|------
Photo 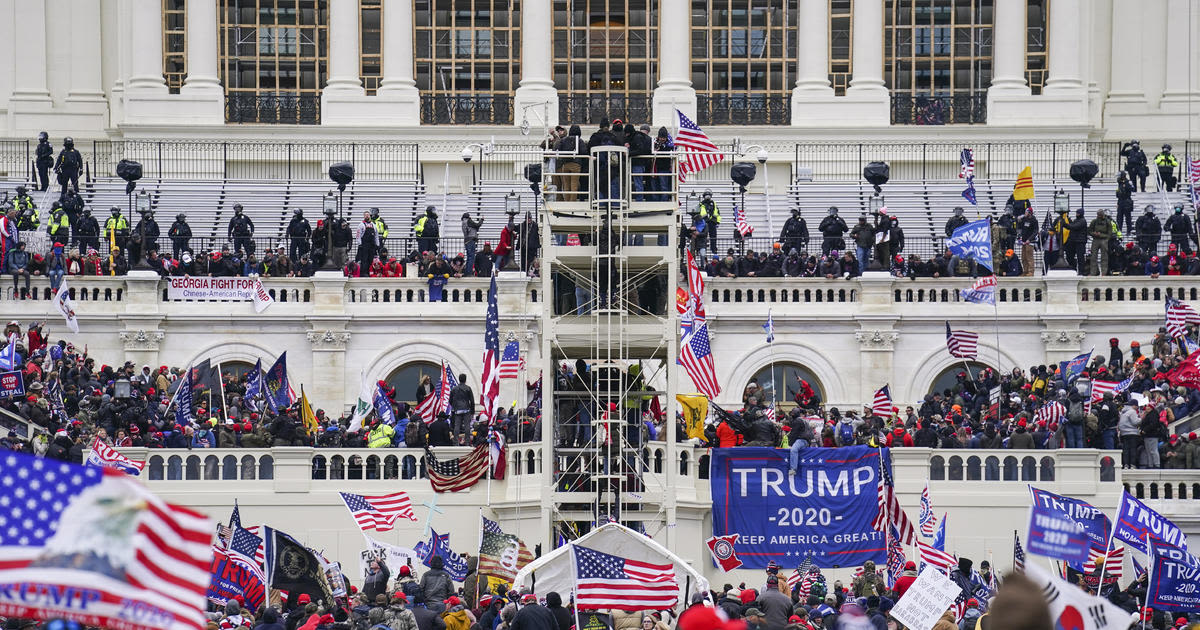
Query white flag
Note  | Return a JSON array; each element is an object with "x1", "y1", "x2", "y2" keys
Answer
[
  {"x1": 1025, "y1": 562, "x2": 1133, "y2": 630},
  {"x1": 251, "y1": 278, "x2": 274, "y2": 313},
  {"x1": 53, "y1": 280, "x2": 79, "y2": 334},
  {"x1": 348, "y1": 369, "x2": 373, "y2": 433}
]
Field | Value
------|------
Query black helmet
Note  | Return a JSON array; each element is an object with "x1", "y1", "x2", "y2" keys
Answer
[
  {"x1": 15, "y1": 185, "x2": 25, "y2": 194},
  {"x1": 828, "y1": 206, "x2": 838, "y2": 215},
  {"x1": 63, "y1": 137, "x2": 73, "y2": 149},
  {"x1": 110, "y1": 206, "x2": 120, "y2": 215},
  {"x1": 425, "y1": 205, "x2": 436, "y2": 216},
  {"x1": 176, "y1": 213, "x2": 186, "y2": 221},
  {"x1": 953, "y1": 206, "x2": 964, "y2": 216},
  {"x1": 1163, "y1": 144, "x2": 1172, "y2": 152},
  {"x1": 294, "y1": 208, "x2": 303, "y2": 216},
  {"x1": 702, "y1": 189, "x2": 713, "y2": 198},
  {"x1": 370, "y1": 207, "x2": 380, "y2": 218},
  {"x1": 234, "y1": 203, "x2": 243, "y2": 213},
  {"x1": 83, "y1": 207, "x2": 92, "y2": 216},
  {"x1": 37, "y1": 132, "x2": 47, "y2": 142}
]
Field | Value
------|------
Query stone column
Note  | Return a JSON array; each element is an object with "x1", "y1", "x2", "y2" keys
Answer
[
  {"x1": 988, "y1": 0, "x2": 1029, "y2": 95},
  {"x1": 1103, "y1": 0, "x2": 1147, "y2": 118},
  {"x1": 182, "y1": 0, "x2": 222, "y2": 94},
  {"x1": 127, "y1": 0, "x2": 168, "y2": 93},
  {"x1": 847, "y1": 0, "x2": 886, "y2": 94},
  {"x1": 651, "y1": 0, "x2": 696, "y2": 127},
  {"x1": 325, "y1": 0, "x2": 365, "y2": 95},
  {"x1": 1160, "y1": 0, "x2": 1200, "y2": 106},
  {"x1": 513, "y1": 0, "x2": 559, "y2": 127},
  {"x1": 376, "y1": 0, "x2": 421, "y2": 124},
  {"x1": 9, "y1": 1, "x2": 51, "y2": 102},
  {"x1": 67, "y1": 0, "x2": 107, "y2": 102},
  {"x1": 792, "y1": 0, "x2": 832, "y2": 94},
  {"x1": 1043, "y1": 0, "x2": 1084, "y2": 92}
]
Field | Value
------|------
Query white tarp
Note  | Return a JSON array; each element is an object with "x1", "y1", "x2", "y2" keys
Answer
[{"x1": 512, "y1": 523, "x2": 708, "y2": 602}]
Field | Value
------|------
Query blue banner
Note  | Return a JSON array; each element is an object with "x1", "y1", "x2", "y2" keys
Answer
[
  {"x1": 1114, "y1": 490, "x2": 1190, "y2": 555},
  {"x1": 264, "y1": 353, "x2": 290, "y2": 413},
  {"x1": 710, "y1": 446, "x2": 886, "y2": 569},
  {"x1": 1029, "y1": 487, "x2": 1111, "y2": 551},
  {"x1": 0, "y1": 370, "x2": 25, "y2": 399},
  {"x1": 946, "y1": 219, "x2": 993, "y2": 271},
  {"x1": 373, "y1": 383, "x2": 397, "y2": 425},
  {"x1": 1058, "y1": 351, "x2": 1093, "y2": 385},
  {"x1": 414, "y1": 530, "x2": 468, "y2": 581},
  {"x1": 1149, "y1": 541, "x2": 1200, "y2": 612},
  {"x1": 207, "y1": 548, "x2": 267, "y2": 612},
  {"x1": 1027, "y1": 501, "x2": 1091, "y2": 564}
]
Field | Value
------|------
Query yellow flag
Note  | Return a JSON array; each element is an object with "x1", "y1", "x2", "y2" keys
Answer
[
  {"x1": 676, "y1": 394, "x2": 709, "y2": 440},
  {"x1": 301, "y1": 386, "x2": 318, "y2": 434},
  {"x1": 1013, "y1": 166, "x2": 1034, "y2": 201}
]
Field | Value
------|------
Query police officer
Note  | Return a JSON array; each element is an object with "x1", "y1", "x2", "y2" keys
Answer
[
  {"x1": 12, "y1": 186, "x2": 36, "y2": 231},
  {"x1": 131, "y1": 209, "x2": 160, "y2": 265},
  {"x1": 1115, "y1": 171, "x2": 1135, "y2": 233},
  {"x1": 1155, "y1": 144, "x2": 1180, "y2": 192},
  {"x1": 414, "y1": 205, "x2": 439, "y2": 254},
  {"x1": 1121, "y1": 140, "x2": 1148, "y2": 192},
  {"x1": 53, "y1": 137, "x2": 83, "y2": 196},
  {"x1": 778, "y1": 207, "x2": 810, "y2": 253},
  {"x1": 76, "y1": 207, "x2": 100, "y2": 254},
  {"x1": 286, "y1": 208, "x2": 311, "y2": 262},
  {"x1": 46, "y1": 202, "x2": 70, "y2": 246},
  {"x1": 169, "y1": 214, "x2": 191, "y2": 260},
  {"x1": 697, "y1": 190, "x2": 721, "y2": 253},
  {"x1": 61, "y1": 189, "x2": 84, "y2": 227},
  {"x1": 34, "y1": 132, "x2": 53, "y2": 192},
  {"x1": 945, "y1": 206, "x2": 968, "y2": 237},
  {"x1": 370, "y1": 207, "x2": 388, "y2": 240},
  {"x1": 1135, "y1": 206, "x2": 1162, "y2": 254},
  {"x1": 228, "y1": 204, "x2": 255, "y2": 256},
  {"x1": 1165, "y1": 204, "x2": 1195, "y2": 254},
  {"x1": 105, "y1": 207, "x2": 129, "y2": 254},
  {"x1": 818, "y1": 206, "x2": 848, "y2": 255}
]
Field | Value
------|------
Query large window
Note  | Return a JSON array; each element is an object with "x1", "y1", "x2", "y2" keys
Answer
[
  {"x1": 885, "y1": 0, "x2": 991, "y2": 124},
  {"x1": 746, "y1": 362, "x2": 824, "y2": 410},
  {"x1": 691, "y1": 0, "x2": 795, "y2": 124},
  {"x1": 553, "y1": 0, "x2": 657, "y2": 124},
  {"x1": 928, "y1": 362, "x2": 988, "y2": 396},
  {"x1": 164, "y1": 0, "x2": 188, "y2": 93},
  {"x1": 361, "y1": 0, "x2": 382, "y2": 94},
  {"x1": 415, "y1": 0, "x2": 520, "y2": 123},
  {"x1": 219, "y1": 0, "x2": 328, "y2": 123},
  {"x1": 830, "y1": 0, "x2": 853, "y2": 94},
  {"x1": 1026, "y1": 0, "x2": 1048, "y2": 94},
  {"x1": 385, "y1": 362, "x2": 443, "y2": 405}
]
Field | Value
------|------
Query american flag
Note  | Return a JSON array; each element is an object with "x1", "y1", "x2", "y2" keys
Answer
[
  {"x1": 945, "y1": 322, "x2": 979, "y2": 359},
  {"x1": 498, "y1": 341, "x2": 521, "y2": 379},
  {"x1": 1090, "y1": 377, "x2": 1132, "y2": 401},
  {"x1": 339, "y1": 491, "x2": 417, "y2": 531},
  {"x1": 573, "y1": 544, "x2": 679, "y2": 611},
  {"x1": 1189, "y1": 155, "x2": 1200, "y2": 210},
  {"x1": 871, "y1": 450, "x2": 917, "y2": 544},
  {"x1": 1034, "y1": 401, "x2": 1067, "y2": 425},
  {"x1": 242, "y1": 525, "x2": 266, "y2": 566},
  {"x1": 417, "y1": 363, "x2": 457, "y2": 424},
  {"x1": 680, "y1": 323, "x2": 721, "y2": 398},
  {"x1": 229, "y1": 525, "x2": 263, "y2": 564},
  {"x1": 951, "y1": 590, "x2": 971, "y2": 622},
  {"x1": 1013, "y1": 531, "x2": 1026, "y2": 573},
  {"x1": 886, "y1": 524, "x2": 906, "y2": 588},
  {"x1": 872, "y1": 385, "x2": 896, "y2": 418},
  {"x1": 0, "y1": 452, "x2": 213, "y2": 630},
  {"x1": 674, "y1": 109, "x2": 724, "y2": 182},
  {"x1": 960, "y1": 275, "x2": 996, "y2": 305},
  {"x1": 796, "y1": 568, "x2": 822, "y2": 600},
  {"x1": 1166, "y1": 297, "x2": 1200, "y2": 339},
  {"x1": 1082, "y1": 543, "x2": 1124, "y2": 579},
  {"x1": 734, "y1": 204, "x2": 753, "y2": 237},
  {"x1": 481, "y1": 272, "x2": 501, "y2": 422},
  {"x1": 788, "y1": 555, "x2": 815, "y2": 591},
  {"x1": 86, "y1": 437, "x2": 146, "y2": 475},
  {"x1": 917, "y1": 540, "x2": 958, "y2": 573},
  {"x1": 919, "y1": 484, "x2": 938, "y2": 537},
  {"x1": 426, "y1": 444, "x2": 491, "y2": 492},
  {"x1": 682, "y1": 250, "x2": 706, "y2": 336}
]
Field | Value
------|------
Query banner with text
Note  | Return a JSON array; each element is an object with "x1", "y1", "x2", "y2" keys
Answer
[
  {"x1": 207, "y1": 548, "x2": 267, "y2": 613},
  {"x1": 1028, "y1": 487, "x2": 1110, "y2": 551},
  {"x1": 1149, "y1": 541, "x2": 1200, "y2": 612},
  {"x1": 0, "y1": 370, "x2": 25, "y2": 399},
  {"x1": 1113, "y1": 490, "x2": 1190, "y2": 555},
  {"x1": 166, "y1": 277, "x2": 274, "y2": 312},
  {"x1": 710, "y1": 446, "x2": 886, "y2": 569}
]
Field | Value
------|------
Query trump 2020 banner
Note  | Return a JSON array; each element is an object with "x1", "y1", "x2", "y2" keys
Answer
[
  {"x1": 1029, "y1": 487, "x2": 1111, "y2": 551},
  {"x1": 207, "y1": 548, "x2": 267, "y2": 613},
  {"x1": 1113, "y1": 490, "x2": 1189, "y2": 555},
  {"x1": 1149, "y1": 541, "x2": 1200, "y2": 612},
  {"x1": 710, "y1": 446, "x2": 885, "y2": 569}
]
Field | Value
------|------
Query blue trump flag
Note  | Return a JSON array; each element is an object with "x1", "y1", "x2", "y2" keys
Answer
[
  {"x1": 946, "y1": 219, "x2": 993, "y2": 271},
  {"x1": 414, "y1": 530, "x2": 468, "y2": 581},
  {"x1": 932, "y1": 515, "x2": 947, "y2": 551},
  {"x1": 263, "y1": 352, "x2": 291, "y2": 413},
  {"x1": 1027, "y1": 498, "x2": 1092, "y2": 565},
  {"x1": 1029, "y1": 487, "x2": 1111, "y2": 552},
  {"x1": 1113, "y1": 489, "x2": 1190, "y2": 555},
  {"x1": 1058, "y1": 350, "x2": 1093, "y2": 385},
  {"x1": 1149, "y1": 541, "x2": 1200, "y2": 612},
  {"x1": 373, "y1": 383, "x2": 397, "y2": 425},
  {"x1": 244, "y1": 358, "x2": 263, "y2": 411},
  {"x1": 710, "y1": 446, "x2": 887, "y2": 569},
  {"x1": 174, "y1": 367, "x2": 193, "y2": 426}
]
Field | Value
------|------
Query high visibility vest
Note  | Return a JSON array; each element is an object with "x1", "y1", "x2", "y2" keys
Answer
[
  {"x1": 699, "y1": 201, "x2": 720, "y2": 223},
  {"x1": 1155, "y1": 153, "x2": 1179, "y2": 168},
  {"x1": 373, "y1": 217, "x2": 389, "y2": 238},
  {"x1": 368, "y1": 424, "x2": 394, "y2": 448},
  {"x1": 105, "y1": 216, "x2": 128, "y2": 235},
  {"x1": 48, "y1": 211, "x2": 69, "y2": 237},
  {"x1": 415, "y1": 216, "x2": 428, "y2": 236}
]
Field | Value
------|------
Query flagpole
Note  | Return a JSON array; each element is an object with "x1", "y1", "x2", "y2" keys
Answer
[
  {"x1": 570, "y1": 545, "x2": 583, "y2": 630},
  {"x1": 162, "y1": 362, "x2": 192, "y2": 421},
  {"x1": 217, "y1": 361, "x2": 229, "y2": 423},
  {"x1": 1094, "y1": 521, "x2": 1114, "y2": 596},
  {"x1": 1143, "y1": 532, "x2": 1152, "y2": 630},
  {"x1": 1012, "y1": 530, "x2": 1017, "y2": 573},
  {"x1": 475, "y1": 508, "x2": 484, "y2": 607}
]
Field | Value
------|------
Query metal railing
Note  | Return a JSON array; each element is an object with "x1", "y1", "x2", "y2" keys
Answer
[
  {"x1": 420, "y1": 95, "x2": 514, "y2": 125},
  {"x1": 696, "y1": 94, "x2": 792, "y2": 126},
  {"x1": 890, "y1": 93, "x2": 987, "y2": 125},
  {"x1": 558, "y1": 94, "x2": 653, "y2": 126},
  {"x1": 793, "y1": 141, "x2": 1123, "y2": 181},
  {"x1": 224, "y1": 93, "x2": 321, "y2": 125},
  {"x1": 0, "y1": 140, "x2": 31, "y2": 180},
  {"x1": 90, "y1": 140, "x2": 420, "y2": 181}
]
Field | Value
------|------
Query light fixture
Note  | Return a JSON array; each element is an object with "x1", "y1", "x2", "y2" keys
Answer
[
  {"x1": 114, "y1": 378, "x2": 131, "y2": 399},
  {"x1": 135, "y1": 190, "x2": 151, "y2": 214},
  {"x1": 505, "y1": 191, "x2": 520, "y2": 216},
  {"x1": 322, "y1": 191, "x2": 337, "y2": 215}
]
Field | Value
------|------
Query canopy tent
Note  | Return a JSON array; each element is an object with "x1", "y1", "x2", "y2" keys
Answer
[{"x1": 512, "y1": 523, "x2": 709, "y2": 604}]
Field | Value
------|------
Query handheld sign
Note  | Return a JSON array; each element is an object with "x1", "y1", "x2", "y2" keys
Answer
[{"x1": 890, "y1": 567, "x2": 964, "y2": 630}]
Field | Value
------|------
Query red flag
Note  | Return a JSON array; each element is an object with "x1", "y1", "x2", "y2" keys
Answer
[
  {"x1": 706, "y1": 534, "x2": 743, "y2": 572},
  {"x1": 1168, "y1": 350, "x2": 1200, "y2": 389}
]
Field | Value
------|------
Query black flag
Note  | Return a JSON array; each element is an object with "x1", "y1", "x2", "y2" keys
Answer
[{"x1": 265, "y1": 528, "x2": 333, "y2": 605}]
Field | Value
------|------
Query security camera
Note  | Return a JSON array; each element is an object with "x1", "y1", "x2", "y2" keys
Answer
[
  {"x1": 756, "y1": 148, "x2": 769, "y2": 164},
  {"x1": 461, "y1": 147, "x2": 473, "y2": 163}
]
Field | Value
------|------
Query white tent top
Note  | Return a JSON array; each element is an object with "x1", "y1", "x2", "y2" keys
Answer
[{"x1": 513, "y1": 523, "x2": 710, "y2": 604}]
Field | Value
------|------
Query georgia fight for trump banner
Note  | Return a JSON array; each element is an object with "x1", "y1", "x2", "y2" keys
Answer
[
  {"x1": 710, "y1": 446, "x2": 886, "y2": 569},
  {"x1": 1113, "y1": 490, "x2": 1189, "y2": 554},
  {"x1": 1149, "y1": 541, "x2": 1200, "y2": 612}
]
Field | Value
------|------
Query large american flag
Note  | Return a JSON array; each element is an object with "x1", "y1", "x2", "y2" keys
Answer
[
  {"x1": 674, "y1": 109, "x2": 724, "y2": 182},
  {"x1": 498, "y1": 341, "x2": 521, "y2": 379},
  {"x1": 86, "y1": 437, "x2": 146, "y2": 475},
  {"x1": 886, "y1": 524, "x2": 906, "y2": 588},
  {"x1": 1090, "y1": 377, "x2": 1132, "y2": 401},
  {"x1": 241, "y1": 525, "x2": 266, "y2": 567},
  {"x1": 871, "y1": 450, "x2": 917, "y2": 544},
  {"x1": 919, "y1": 484, "x2": 938, "y2": 537},
  {"x1": 417, "y1": 363, "x2": 457, "y2": 424},
  {"x1": 872, "y1": 385, "x2": 896, "y2": 418},
  {"x1": 680, "y1": 323, "x2": 721, "y2": 398},
  {"x1": 426, "y1": 444, "x2": 490, "y2": 492},
  {"x1": 339, "y1": 491, "x2": 417, "y2": 531},
  {"x1": 681, "y1": 250, "x2": 706, "y2": 336},
  {"x1": 1082, "y1": 543, "x2": 1124, "y2": 579},
  {"x1": 945, "y1": 322, "x2": 979, "y2": 360},
  {"x1": 1013, "y1": 532, "x2": 1026, "y2": 573},
  {"x1": 481, "y1": 272, "x2": 501, "y2": 422},
  {"x1": 788, "y1": 554, "x2": 815, "y2": 591},
  {"x1": 734, "y1": 204, "x2": 753, "y2": 237},
  {"x1": 0, "y1": 452, "x2": 213, "y2": 630},
  {"x1": 1166, "y1": 296, "x2": 1200, "y2": 339},
  {"x1": 573, "y1": 544, "x2": 679, "y2": 611},
  {"x1": 917, "y1": 540, "x2": 958, "y2": 573},
  {"x1": 1034, "y1": 401, "x2": 1066, "y2": 425}
]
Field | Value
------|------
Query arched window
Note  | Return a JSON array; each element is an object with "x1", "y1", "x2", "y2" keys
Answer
[
  {"x1": 148, "y1": 455, "x2": 165, "y2": 480},
  {"x1": 747, "y1": 362, "x2": 825, "y2": 411},
  {"x1": 929, "y1": 456, "x2": 945, "y2": 480},
  {"x1": 386, "y1": 361, "x2": 443, "y2": 405},
  {"x1": 928, "y1": 362, "x2": 989, "y2": 396}
]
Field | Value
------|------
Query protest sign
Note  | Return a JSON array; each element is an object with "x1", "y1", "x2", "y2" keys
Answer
[
  {"x1": 890, "y1": 567, "x2": 963, "y2": 630},
  {"x1": 166, "y1": 277, "x2": 274, "y2": 312}
]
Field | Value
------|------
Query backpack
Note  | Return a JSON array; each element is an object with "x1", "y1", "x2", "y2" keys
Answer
[
  {"x1": 405, "y1": 420, "x2": 427, "y2": 447},
  {"x1": 837, "y1": 421, "x2": 855, "y2": 446},
  {"x1": 1067, "y1": 401, "x2": 1084, "y2": 425},
  {"x1": 62, "y1": 150, "x2": 81, "y2": 171}
]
